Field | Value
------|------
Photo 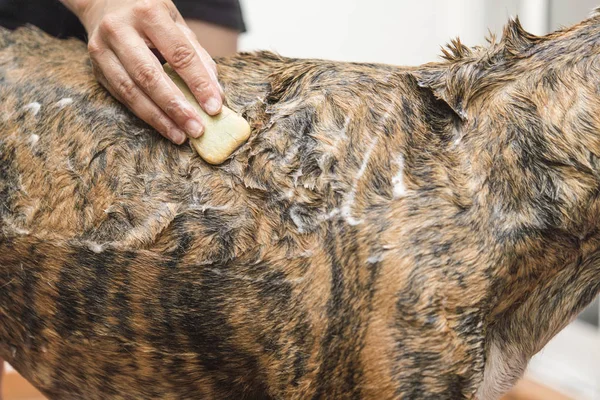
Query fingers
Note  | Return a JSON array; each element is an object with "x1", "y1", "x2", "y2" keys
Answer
[
  {"x1": 91, "y1": 48, "x2": 188, "y2": 144},
  {"x1": 102, "y1": 30, "x2": 206, "y2": 139},
  {"x1": 82, "y1": 0, "x2": 227, "y2": 144},
  {"x1": 155, "y1": 5, "x2": 220, "y2": 90},
  {"x1": 142, "y1": 9, "x2": 223, "y2": 115},
  {"x1": 177, "y1": 22, "x2": 219, "y2": 82}
]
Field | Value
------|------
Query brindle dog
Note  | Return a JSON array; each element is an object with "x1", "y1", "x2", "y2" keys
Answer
[{"x1": 1, "y1": 10, "x2": 600, "y2": 400}]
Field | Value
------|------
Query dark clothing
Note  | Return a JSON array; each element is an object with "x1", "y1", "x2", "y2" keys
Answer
[
  {"x1": 0, "y1": 0, "x2": 246, "y2": 42},
  {"x1": 175, "y1": 0, "x2": 245, "y2": 33}
]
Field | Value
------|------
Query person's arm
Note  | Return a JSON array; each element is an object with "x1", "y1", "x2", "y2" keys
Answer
[
  {"x1": 59, "y1": 0, "x2": 224, "y2": 144},
  {"x1": 185, "y1": 19, "x2": 238, "y2": 57}
]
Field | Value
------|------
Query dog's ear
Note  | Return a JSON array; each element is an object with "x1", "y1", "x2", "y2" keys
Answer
[
  {"x1": 414, "y1": 20, "x2": 539, "y2": 121},
  {"x1": 412, "y1": 37, "x2": 489, "y2": 121},
  {"x1": 413, "y1": 63, "x2": 478, "y2": 121}
]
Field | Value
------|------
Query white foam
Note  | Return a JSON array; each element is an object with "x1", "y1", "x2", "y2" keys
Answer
[
  {"x1": 28, "y1": 134, "x2": 40, "y2": 147},
  {"x1": 56, "y1": 98, "x2": 74, "y2": 109},
  {"x1": 23, "y1": 102, "x2": 41, "y2": 115},
  {"x1": 341, "y1": 139, "x2": 378, "y2": 226},
  {"x1": 392, "y1": 155, "x2": 408, "y2": 198}
]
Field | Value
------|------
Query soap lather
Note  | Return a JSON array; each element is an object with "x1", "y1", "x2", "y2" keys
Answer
[{"x1": 163, "y1": 64, "x2": 251, "y2": 164}]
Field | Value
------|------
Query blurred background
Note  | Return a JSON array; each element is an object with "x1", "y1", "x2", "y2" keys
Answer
[
  {"x1": 238, "y1": 0, "x2": 600, "y2": 399},
  {"x1": 239, "y1": 0, "x2": 599, "y2": 65}
]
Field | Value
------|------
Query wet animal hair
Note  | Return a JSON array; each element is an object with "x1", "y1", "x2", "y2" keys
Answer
[
  {"x1": 0, "y1": 11, "x2": 600, "y2": 400},
  {"x1": 418, "y1": 17, "x2": 549, "y2": 120}
]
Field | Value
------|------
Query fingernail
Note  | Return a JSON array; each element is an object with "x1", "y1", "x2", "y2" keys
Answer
[
  {"x1": 185, "y1": 119, "x2": 204, "y2": 138},
  {"x1": 171, "y1": 129, "x2": 186, "y2": 145},
  {"x1": 204, "y1": 97, "x2": 222, "y2": 115}
]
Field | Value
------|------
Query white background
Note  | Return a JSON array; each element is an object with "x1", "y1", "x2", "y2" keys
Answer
[{"x1": 238, "y1": 0, "x2": 598, "y2": 66}]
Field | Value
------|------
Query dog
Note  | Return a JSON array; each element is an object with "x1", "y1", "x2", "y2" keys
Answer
[{"x1": 1, "y1": 10, "x2": 600, "y2": 400}]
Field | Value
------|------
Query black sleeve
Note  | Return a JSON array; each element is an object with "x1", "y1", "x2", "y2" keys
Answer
[
  {"x1": 0, "y1": 0, "x2": 246, "y2": 42},
  {"x1": 0, "y1": 0, "x2": 87, "y2": 41},
  {"x1": 173, "y1": 0, "x2": 246, "y2": 33}
]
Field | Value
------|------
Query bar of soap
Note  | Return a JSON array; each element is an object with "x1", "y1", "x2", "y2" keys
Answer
[{"x1": 163, "y1": 63, "x2": 251, "y2": 165}]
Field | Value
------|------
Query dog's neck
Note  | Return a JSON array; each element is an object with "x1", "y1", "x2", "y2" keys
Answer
[{"x1": 444, "y1": 77, "x2": 600, "y2": 398}]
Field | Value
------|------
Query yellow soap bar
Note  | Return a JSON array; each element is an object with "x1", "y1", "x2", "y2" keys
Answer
[{"x1": 163, "y1": 64, "x2": 251, "y2": 165}]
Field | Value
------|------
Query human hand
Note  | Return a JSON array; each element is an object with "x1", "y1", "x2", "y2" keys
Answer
[{"x1": 62, "y1": 0, "x2": 224, "y2": 144}]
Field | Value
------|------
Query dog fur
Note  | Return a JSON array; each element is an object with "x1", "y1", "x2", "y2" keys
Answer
[{"x1": 1, "y1": 12, "x2": 600, "y2": 399}]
